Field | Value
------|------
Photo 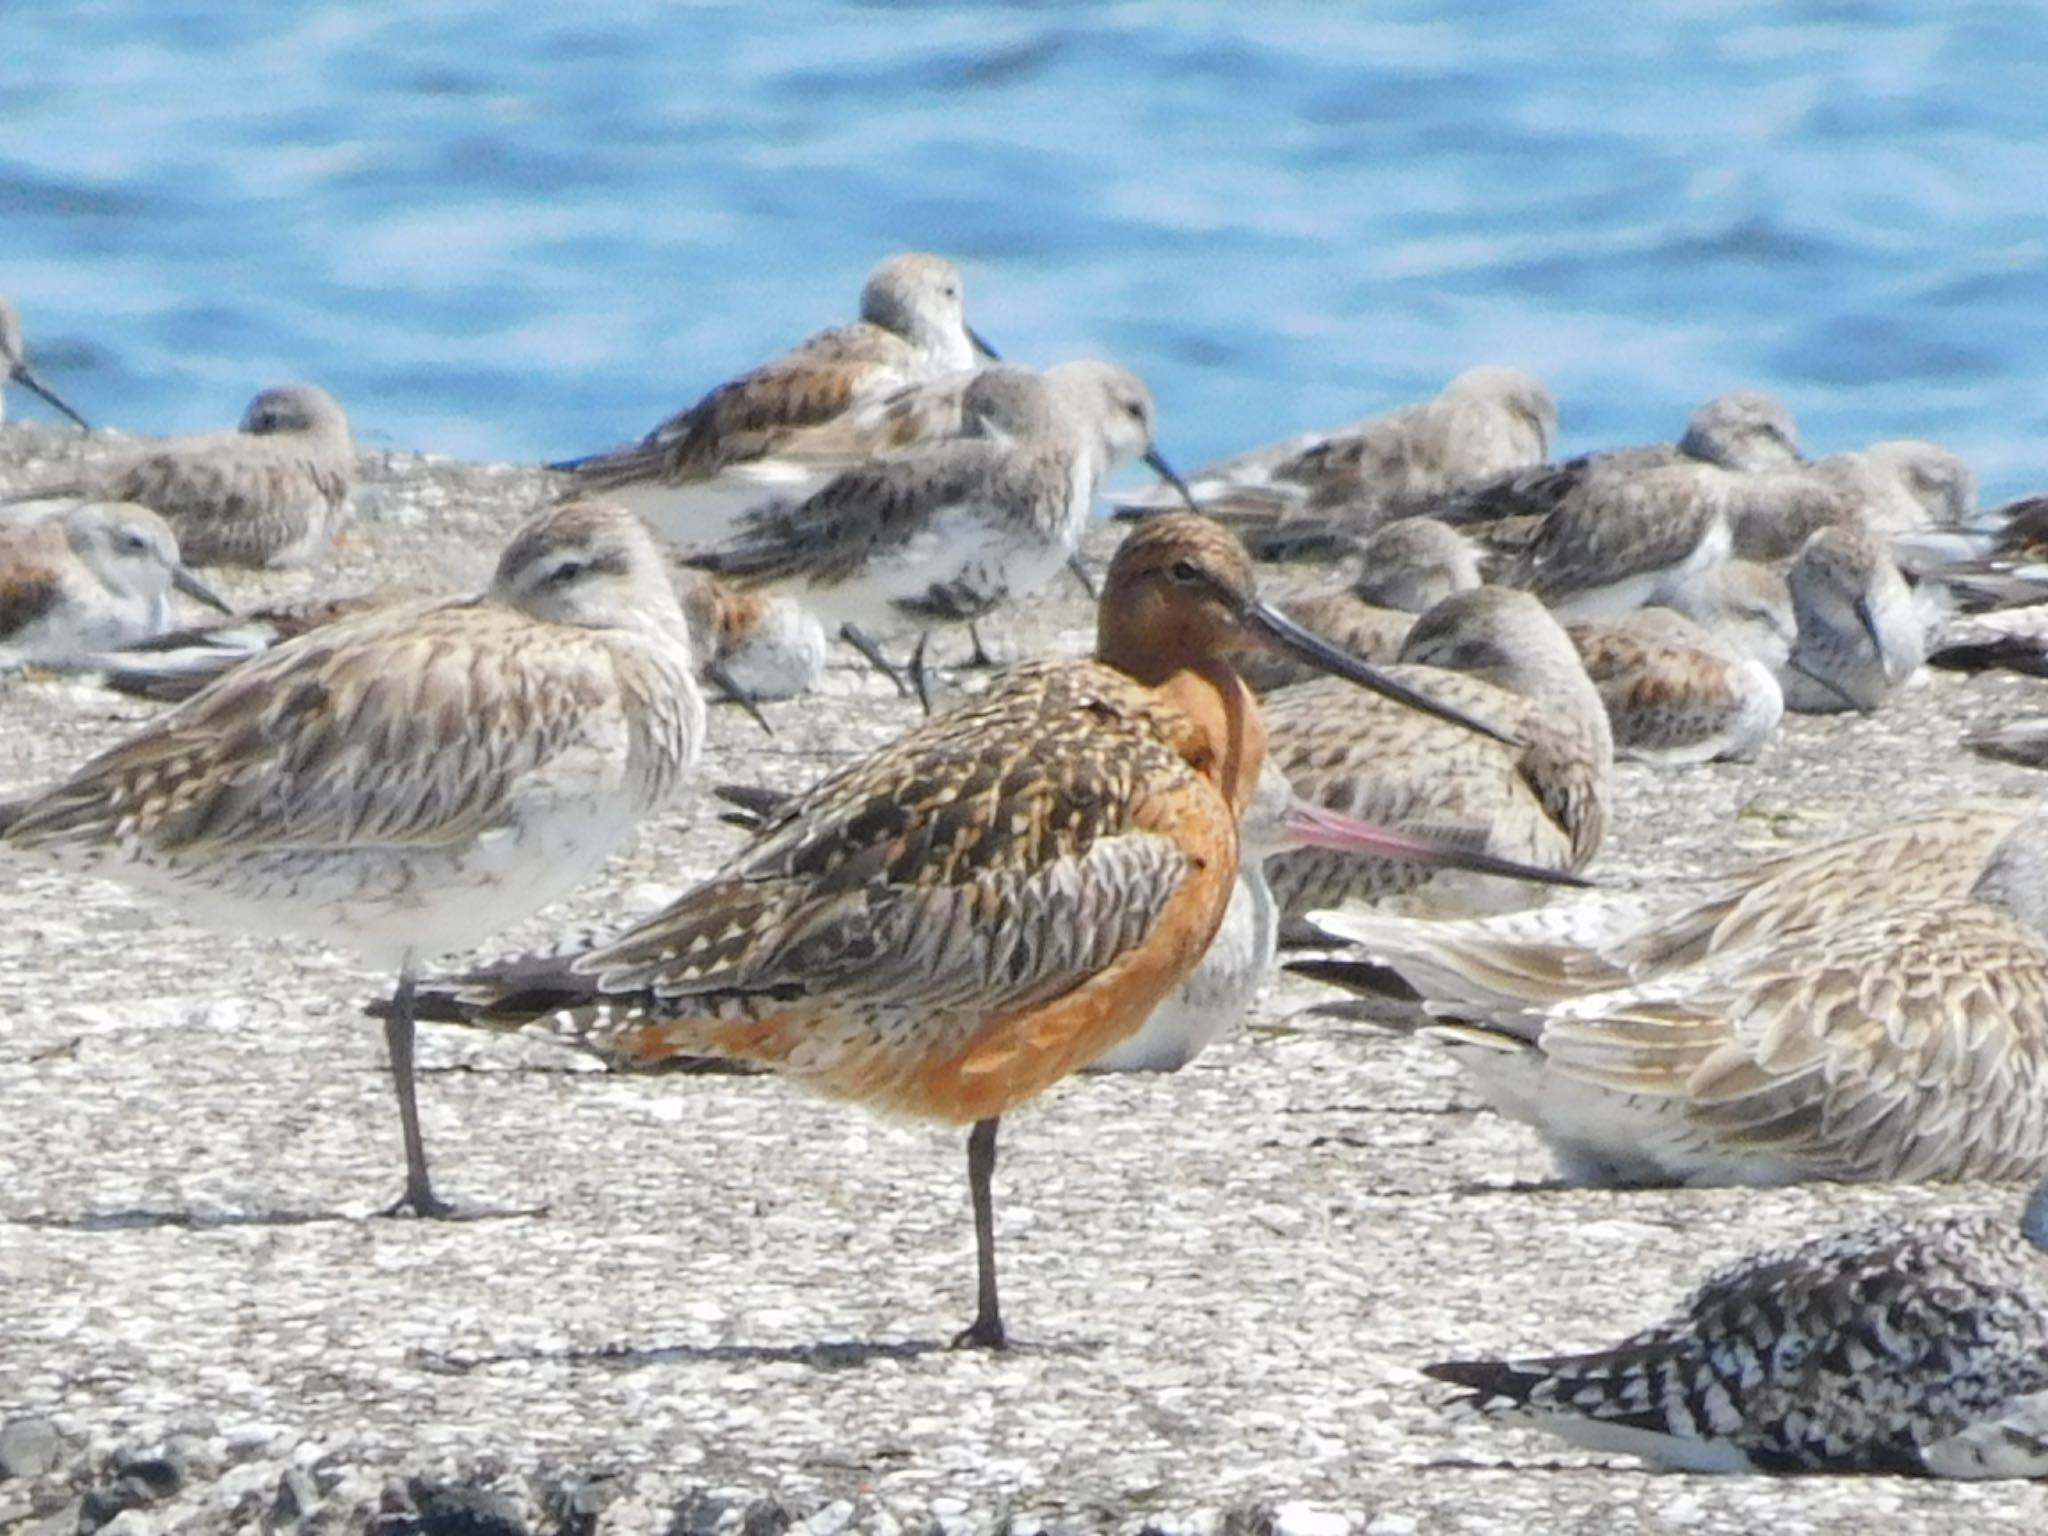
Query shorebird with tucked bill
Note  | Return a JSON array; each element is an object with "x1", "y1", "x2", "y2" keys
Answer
[
  {"x1": 1566, "y1": 606, "x2": 1783, "y2": 765},
  {"x1": 1112, "y1": 365, "x2": 1555, "y2": 551},
  {"x1": 0, "y1": 295, "x2": 89, "y2": 430},
  {"x1": 557, "y1": 252, "x2": 996, "y2": 546},
  {"x1": 0, "y1": 500, "x2": 228, "y2": 668},
  {"x1": 396, "y1": 514, "x2": 1528, "y2": 1347},
  {"x1": 0, "y1": 499, "x2": 705, "y2": 1218},
  {"x1": 1427, "y1": 1179, "x2": 2048, "y2": 1475},
  {"x1": 5, "y1": 384, "x2": 354, "y2": 569},
  {"x1": 1307, "y1": 799, "x2": 2048, "y2": 1187},
  {"x1": 1261, "y1": 586, "x2": 1612, "y2": 931}
]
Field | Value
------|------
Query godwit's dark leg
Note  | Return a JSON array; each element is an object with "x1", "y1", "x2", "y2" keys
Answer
[
  {"x1": 377, "y1": 957, "x2": 457, "y2": 1219},
  {"x1": 952, "y1": 1116, "x2": 1007, "y2": 1350},
  {"x1": 837, "y1": 622, "x2": 912, "y2": 698}
]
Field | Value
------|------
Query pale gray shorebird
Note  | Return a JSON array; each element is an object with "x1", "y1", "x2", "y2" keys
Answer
[
  {"x1": 390, "y1": 515, "x2": 1524, "y2": 1347},
  {"x1": 0, "y1": 500, "x2": 228, "y2": 667},
  {"x1": 1261, "y1": 586, "x2": 1611, "y2": 931},
  {"x1": 1237, "y1": 517, "x2": 1483, "y2": 691},
  {"x1": 1427, "y1": 1180, "x2": 2048, "y2": 1475},
  {"x1": 1729, "y1": 439, "x2": 1978, "y2": 562},
  {"x1": 1661, "y1": 555, "x2": 1795, "y2": 673},
  {"x1": 1308, "y1": 800, "x2": 2048, "y2": 1187},
  {"x1": 1113, "y1": 365, "x2": 1555, "y2": 551},
  {"x1": 682, "y1": 361, "x2": 1189, "y2": 703},
  {"x1": 1779, "y1": 522, "x2": 1925, "y2": 713},
  {"x1": 557, "y1": 252, "x2": 994, "y2": 546},
  {"x1": 0, "y1": 499, "x2": 705, "y2": 1217},
  {"x1": 0, "y1": 295, "x2": 89, "y2": 430},
  {"x1": 1566, "y1": 606, "x2": 1783, "y2": 765},
  {"x1": 5, "y1": 384, "x2": 354, "y2": 568}
]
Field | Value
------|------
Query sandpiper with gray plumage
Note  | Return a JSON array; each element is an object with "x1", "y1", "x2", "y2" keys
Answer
[
  {"x1": 0, "y1": 500, "x2": 228, "y2": 668},
  {"x1": 557, "y1": 252, "x2": 996, "y2": 546},
  {"x1": 4, "y1": 384, "x2": 354, "y2": 569},
  {"x1": 680, "y1": 360, "x2": 1188, "y2": 697}
]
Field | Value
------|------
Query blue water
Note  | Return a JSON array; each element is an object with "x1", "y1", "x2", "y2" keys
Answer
[{"x1": 5, "y1": 2, "x2": 2046, "y2": 500}]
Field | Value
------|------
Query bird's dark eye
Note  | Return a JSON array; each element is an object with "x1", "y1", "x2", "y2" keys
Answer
[
  {"x1": 1168, "y1": 559, "x2": 1201, "y2": 585},
  {"x1": 549, "y1": 560, "x2": 586, "y2": 585}
]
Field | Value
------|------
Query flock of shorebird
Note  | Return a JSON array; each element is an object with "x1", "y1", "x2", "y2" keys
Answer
[{"x1": 6, "y1": 254, "x2": 2048, "y2": 1478}]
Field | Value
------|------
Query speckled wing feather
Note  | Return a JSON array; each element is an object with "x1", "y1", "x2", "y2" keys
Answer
[
  {"x1": 571, "y1": 326, "x2": 895, "y2": 489},
  {"x1": 445, "y1": 661, "x2": 1215, "y2": 1087},
  {"x1": 2, "y1": 600, "x2": 685, "y2": 858},
  {"x1": 1539, "y1": 901, "x2": 2048, "y2": 1181},
  {"x1": 682, "y1": 437, "x2": 1015, "y2": 589},
  {"x1": 1261, "y1": 671, "x2": 1571, "y2": 916},
  {"x1": 98, "y1": 436, "x2": 349, "y2": 565},
  {"x1": 1429, "y1": 1209, "x2": 2048, "y2": 1473},
  {"x1": 1504, "y1": 462, "x2": 1724, "y2": 601},
  {"x1": 0, "y1": 563, "x2": 64, "y2": 643}
]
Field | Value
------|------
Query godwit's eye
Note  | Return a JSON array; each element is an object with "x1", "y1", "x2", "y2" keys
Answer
[
  {"x1": 549, "y1": 559, "x2": 586, "y2": 585},
  {"x1": 1168, "y1": 559, "x2": 1201, "y2": 585}
]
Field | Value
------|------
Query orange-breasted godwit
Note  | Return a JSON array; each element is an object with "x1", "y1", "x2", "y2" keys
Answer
[{"x1": 400, "y1": 513, "x2": 1527, "y2": 1345}]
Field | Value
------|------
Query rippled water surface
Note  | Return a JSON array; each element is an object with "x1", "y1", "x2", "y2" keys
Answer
[{"x1": 5, "y1": 2, "x2": 2045, "y2": 497}]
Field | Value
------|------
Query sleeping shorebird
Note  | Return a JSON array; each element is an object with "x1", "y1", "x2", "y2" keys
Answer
[
  {"x1": 0, "y1": 500, "x2": 705, "y2": 1217},
  {"x1": 0, "y1": 295, "x2": 89, "y2": 430},
  {"x1": 1113, "y1": 366, "x2": 1554, "y2": 551},
  {"x1": 0, "y1": 500, "x2": 228, "y2": 667},
  {"x1": 1239, "y1": 518, "x2": 1483, "y2": 691},
  {"x1": 1566, "y1": 606, "x2": 1783, "y2": 765},
  {"x1": 1426, "y1": 1179, "x2": 2048, "y2": 1476},
  {"x1": 682, "y1": 361, "x2": 1191, "y2": 701},
  {"x1": 5, "y1": 384, "x2": 354, "y2": 568},
  {"x1": 395, "y1": 514, "x2": 1517, "y2": 1347},
  {"x1": 1779, "y1": 522, "x2": 1925, "y2": 713},
  {"x1": 1444, "y1": 390, "x2": 1803, "y2": 528},
  {"x1": 557, "y1": 252, "x2": 995, "y2": 544},
  {"x1": 1261, "y1": 586, "x2": 1612, "y2": 930},
  {"x1": 1729, "y1": 439, "x2": 1978, "y2": 562},
  {"x1": 1307, "y1": 800, "x2": 2048, "y2": 1186}
]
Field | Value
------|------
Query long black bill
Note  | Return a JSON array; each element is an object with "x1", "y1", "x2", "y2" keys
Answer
[
  {"x1": 1853, "y1": 594, "x2": 1894, "y2": 677},
  {"x1": 11, "y1": 362, "x2": 89, "y2": 431},
  {"x1": 1239, "y1": 597, "x2": 1519, "y2": 746},
  {"x1": 967, "y1": 326, "x2": 1001, "y2": 362},
  {"x1": 701, "y1": 658, "x2": 776, "y2": 736},
  {"x1": 1142, "y1": 445, "x2": 1200, "y2": 514},
  {"x1": 171, "y1": 563, "x2": 234, "y2": 615}
]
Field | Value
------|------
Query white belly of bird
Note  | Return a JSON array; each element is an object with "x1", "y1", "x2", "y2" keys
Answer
[
  {"x1": 1089, "y1": 865, "x2": 1277, "y2": 1073},
  {"x1": 73, "y1": 782, "x2": 648, "y2": 971},
  {"x1": 810, "y1": 503, "x2": 1065, "y2": 629},
  {"x1": 612, "y1": 465, "x2": 837, "y2": 550}
]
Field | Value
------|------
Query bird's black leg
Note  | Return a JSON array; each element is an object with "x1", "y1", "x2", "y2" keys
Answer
[
  {"x1": 951, "y1": 1116, "x2": 1007, "y2": 1350},
  {"x1": 837, "y1": 623, "x2": 913, "y2": 698}
]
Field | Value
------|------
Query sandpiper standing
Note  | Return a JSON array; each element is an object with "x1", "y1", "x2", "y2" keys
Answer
[
  {"x1": 0, "y1": 500, "x2": 705, "y2": 1217},
  {"x1": 558, "y1": 252, "x2": 996, "y2": 545}
]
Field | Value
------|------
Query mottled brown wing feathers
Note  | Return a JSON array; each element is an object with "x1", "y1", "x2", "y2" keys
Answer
[
  {"x1": 4, "y1": 603, "x2": 623, "y2": 856},
  {"x1": 573, "y1": 661, "x2": 1198, "y2": 1019}
]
